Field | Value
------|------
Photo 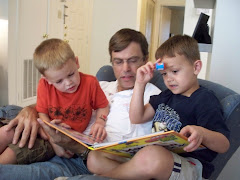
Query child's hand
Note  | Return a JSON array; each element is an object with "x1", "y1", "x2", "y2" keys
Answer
[
  {"x1": 59, "y1": 123, "x2": 71, "y2": 129},
  {"x1": 89, "y1": 122, "x2": 107, "y2": 143},
  {"x1": 51, "y1": 119, "x2": 71, "y2": 129},
  {"x1": 155, "y1": 58, "x2": 162, "y2": 65},
  {"x1": 180, "y1": 125, "x2": 204, "y2": 152},
  {"x1": 136, "y1": 62, "x2": 155, "y2": 84},
  {"x1": 50, "y1": 119, "x2": 62, "y2": 124}
]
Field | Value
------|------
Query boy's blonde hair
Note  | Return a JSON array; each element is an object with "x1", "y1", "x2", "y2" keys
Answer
[
  {"x1": 33, "y1": 38, "x2": 75, "y2": 74},
  {"x1": 155, "y1": 35, "x2": 200, "y2": 64}
]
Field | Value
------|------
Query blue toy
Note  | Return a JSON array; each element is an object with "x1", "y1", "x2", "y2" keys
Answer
[{"x1": 155, "y1": 63, "x2": 164, "y2": 70}]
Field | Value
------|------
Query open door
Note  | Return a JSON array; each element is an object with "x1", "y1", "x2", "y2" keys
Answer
[{"x1": 142, "y1": 0, "x2": 185, "y2": 62}]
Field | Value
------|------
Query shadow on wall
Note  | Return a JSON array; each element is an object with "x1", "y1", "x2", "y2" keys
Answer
[{"x1": 0, "y1": 65, "x2": 8, "y2": 106}]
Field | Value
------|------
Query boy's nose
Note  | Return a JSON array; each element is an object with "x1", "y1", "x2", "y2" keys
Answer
[
  {"x1": 65, "y1": 79, "x2": 72, "y2": 85},
  {"x1": 166, "y1": 75, "x2": 173, "y2": 82}
]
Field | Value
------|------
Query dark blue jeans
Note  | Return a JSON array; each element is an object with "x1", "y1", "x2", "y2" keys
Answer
[{"x1": 0, "y1": 155, "x2": 91, "y2": 180}]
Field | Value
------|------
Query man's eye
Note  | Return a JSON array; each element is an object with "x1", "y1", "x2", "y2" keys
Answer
[
  {"x1": 129, "y1": 58, "x2": 138, "y2": 63},
  {"x1": 114, "y1": 60, "x2": 122, "y2": 64}
]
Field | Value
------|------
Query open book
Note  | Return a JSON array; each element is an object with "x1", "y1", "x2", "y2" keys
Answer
[{"x1": 43, "y1": 120, "x2": 205, "y2": 158}]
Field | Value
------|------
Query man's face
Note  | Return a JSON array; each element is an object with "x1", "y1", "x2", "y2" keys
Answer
[{"x1": 111, "y1": 42, "x2": 147, "y2": 91}]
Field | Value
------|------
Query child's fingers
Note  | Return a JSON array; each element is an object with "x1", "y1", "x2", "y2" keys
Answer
[
  {"x1": 90, "y1": 129, "x2": 96, "y2": 138},
  {"x1": 140, "y1": 65, "x2": 150, "y2": 74},
  {"x1": 147, "y1": 62, "x2": 155, "y2": 70},
  {"x1": 95, "y1": 128, "x2": 104, "y2": 142},
  {"x1": 59, "y1": 123, "x2": 71, "y2": 129},
  {"x1": 179, "y1": 126, "x2": 190, "y2": 137},
  {"x1": 99, "y1": 129, "x2": 107, "y2": 141},
  {"x1": 51, "y1": 119, "x2": 62, "y2": 124},
  {"x1": 156, "y1": 58, "x2": 162, "y2": 63},
  {"x1": 91, "y1": 127, "x2": 101, "y2": 142},
  {"x1": 95, "y1": 128, "x2": 107, "y2": 142},
  {"x1": 142, "y1": 63, "x2": 155, "y2": 74},
  {"x1": 184, "y1": 135, "x2": 202, "y2": 152},
  {"x1": 185, "y1": 140, "x2": 201, "y2": 152}
]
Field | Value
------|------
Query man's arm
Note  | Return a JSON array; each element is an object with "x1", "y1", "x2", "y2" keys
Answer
[{"x1": 5, "y1": 104, "x2": 47, "y2": 148}]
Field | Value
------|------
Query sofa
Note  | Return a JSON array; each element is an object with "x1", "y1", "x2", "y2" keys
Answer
[
  {"x1": 94, "y1": 65, "x2": 240, "y2": 180},
  {"x1": 3, "y1": 65, "x2": 238, "y2": 180}
]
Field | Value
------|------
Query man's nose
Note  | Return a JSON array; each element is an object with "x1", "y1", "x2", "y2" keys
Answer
[{"x1": 122, "y1": 61, "x2": 130, "y2": 71}]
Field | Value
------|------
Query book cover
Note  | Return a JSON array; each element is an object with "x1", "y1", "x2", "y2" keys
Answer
[{"x1": 43, "y1": 120, "x2": 205, "y2": 158}]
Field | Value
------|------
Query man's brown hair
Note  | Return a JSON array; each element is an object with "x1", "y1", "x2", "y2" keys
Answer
[{"x1": 109, "y1": 28, "x2": 149, "y2": 62}]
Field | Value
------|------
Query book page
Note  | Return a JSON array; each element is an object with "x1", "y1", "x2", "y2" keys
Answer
[{"x1": 42, "y1": 119, "x2": 96, "y2": 146}]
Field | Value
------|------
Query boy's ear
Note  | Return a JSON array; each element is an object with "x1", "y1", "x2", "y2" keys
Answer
[
  {"x1": 193, "y1": 60, "x2": 202, "y2": 75},
  {"x1": 42, "y1": 76, "x2": 52, "y2": 85},
  {"x1": 75, "y1": 56, "x2": 80, "y2": 69}
]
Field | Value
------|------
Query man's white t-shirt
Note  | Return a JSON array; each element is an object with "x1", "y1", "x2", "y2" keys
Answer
[{"x1": 84, "y1": 80, "x2": 161, "y2": 142}]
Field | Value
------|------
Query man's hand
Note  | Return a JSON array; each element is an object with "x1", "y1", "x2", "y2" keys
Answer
[
  {"x1": 37, "y1": 118, "x2": 87, "y2": 154},
  {"x1": 180, "y1": 125, "x2": 204, "y2": 152},
  {"x1": 50, "y1": 141, "x2": 74, "y2": 158},
  {"x1": 5, "y1": 106, "x2": 45, "y2": 148}
]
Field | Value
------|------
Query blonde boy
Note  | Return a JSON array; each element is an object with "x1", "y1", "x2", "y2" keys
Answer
[{"x1": 0, "y1": 39, "x2": 109, "y2": 164}]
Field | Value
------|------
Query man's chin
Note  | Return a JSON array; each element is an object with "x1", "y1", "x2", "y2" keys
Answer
[{"x1": 118, "y1": 82, "x2": 134, "y2": 91}]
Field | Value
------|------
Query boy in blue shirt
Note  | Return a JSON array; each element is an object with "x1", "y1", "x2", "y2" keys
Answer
[{"x1": 129, "y1": 35, "x2": 230, "y2": 179}]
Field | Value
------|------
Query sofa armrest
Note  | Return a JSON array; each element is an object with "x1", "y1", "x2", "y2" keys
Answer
[{"x1": 209, "y1": 103, "x2": 240, "y2": 180}]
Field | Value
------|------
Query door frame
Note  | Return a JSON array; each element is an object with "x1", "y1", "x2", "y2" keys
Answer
[{"x1": 151, "y1": 0, "x2": 185, "y2": 61}]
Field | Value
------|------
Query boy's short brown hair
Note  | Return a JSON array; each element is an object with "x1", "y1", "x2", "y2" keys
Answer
[
  {"x1": 155, "y1": 35, "x2": 200, "y2": 64},
  {"x1": 33, "y1": 38, "x2": 75, "y2": 74}
]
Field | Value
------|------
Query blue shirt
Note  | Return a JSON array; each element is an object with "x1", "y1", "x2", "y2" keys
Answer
[{"x1": 149, "y1": 86, "x2": 230, "y2": 178}]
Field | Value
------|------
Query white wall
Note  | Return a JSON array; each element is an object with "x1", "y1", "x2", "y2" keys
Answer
[
  {"x1": 184, "y1": 0, "x2": 240, "y2": 94},
  {"x1": 89, "y1": 0, "x2": 139, "y2": 75},
  {"x1": 209, "y1": 0, "x2": 240, "y2": 94},
  {"x1": 0, "y1": 0, "x2": 8, "y2": 106},
  {"x1": 183, "y1": 0, "x2": 212, "y2": 80}
]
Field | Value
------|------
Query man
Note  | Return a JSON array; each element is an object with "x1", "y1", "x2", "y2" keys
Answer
[{"x1": 0, "y1": 28, "x2": 160, "y2": 180}]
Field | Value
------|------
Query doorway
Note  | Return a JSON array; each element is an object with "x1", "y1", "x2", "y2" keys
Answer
[
  {"x1": 160, "y1": 6, "x2": 185, "y2": 44},
  {"x1": 145, "y1": 0, "x2": 186, "y2": 62}
]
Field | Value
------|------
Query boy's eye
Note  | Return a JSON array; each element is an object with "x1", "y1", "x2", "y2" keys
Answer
[
  {"x1": 56, "y1": 80, "x2": 62, "y2": 84},
  {"x1": 68, "y1": 72, "x2": 74, "y2": 77},
  {"x1": 173, "y1": 70, "x2": 178, "y2": 74},
  {"x1": 161, "y1": 72, "x2": 167, "y2": 76}
]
